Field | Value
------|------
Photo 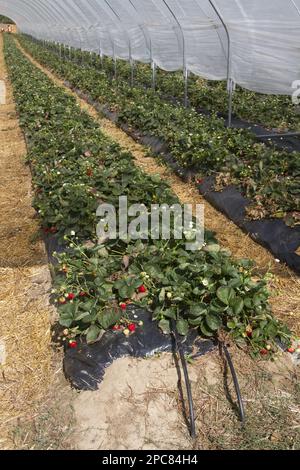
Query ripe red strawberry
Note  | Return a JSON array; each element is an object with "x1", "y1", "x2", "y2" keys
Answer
[
  {"x1": 67, "y1": 293, "x2": 75, "y2": 300},
  {"x1": 113, "y1": 325, "x2": 121, "y2": 331},
  {"x1": 196, "y1": 179, "x2": 203, "y2": 185},
  {"x1": 120, "y1": 303, "x2": 127, "y2": 311},
  {"x1": 260, "y1": 348, "x2": 268, "y2": 356},
  {"x1": 49, "y1": 226, "x2": 58, "y2": 234},
  {"x1": 69, "y1": 340, "x2": 78, "y2": 349},
  {"x1": 138, "y1": 285, "x2": 147, "y2": 293},
  {"x1": 43, "y1": 227, "x2": 50, "y2": 234},
  {"x1": 128, "y1": 323, "x2": 136, "y2": 332},
  {"x1": 79, "y1": 291, "x2": 87, "y2": 297},
  {"x1": 246, "y1": 331, "x2": 252, "y2": 338},
  {"x1": 287, "y1": 347, "x2": 295, "y2": 353}
]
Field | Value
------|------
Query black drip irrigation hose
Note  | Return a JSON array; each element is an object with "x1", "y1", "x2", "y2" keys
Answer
[
  {"x1": 220, "y1": 341, "x2": 246, "y2": 425},
  {"x1": 169, "y1": 322, "x2": 246, "y2": 437},
  {"x1": 171, "y1": 320, "x2": 196, "y2": 439}
]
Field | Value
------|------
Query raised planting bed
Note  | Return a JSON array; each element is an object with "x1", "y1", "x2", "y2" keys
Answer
[
  {"x1": 18, "y1": 36, "x2": 300, "y2": 274},
  {"x1": 4, "y1": 35, "x2": 294, "y2": 394}
]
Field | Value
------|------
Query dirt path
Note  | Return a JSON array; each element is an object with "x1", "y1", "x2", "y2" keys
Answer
[
  {"x1": 72, "y1": 348, "x2": 300, "y2": 451},
  {"x1": 15, "y1": 39, "x2": 300, "y2": 335},
  {"x1": 6, "y1": 38, "x2": 299, "y2": 451},
  {"x1": 74, "y1": 354, "x2": 197, "y2": 450},
  {"x1": 0, "y1": 33, "x2": 65, "y2": 449}
]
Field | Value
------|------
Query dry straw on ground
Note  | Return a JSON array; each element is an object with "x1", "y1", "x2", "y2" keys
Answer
[{"x1": 0, "y1": 34, "x2": 57, "y2": 449}]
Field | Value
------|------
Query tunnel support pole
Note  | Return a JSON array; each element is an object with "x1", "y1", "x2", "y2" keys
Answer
[{"x1": 208, "y1": 0, "x2": 233, "y2": 127}]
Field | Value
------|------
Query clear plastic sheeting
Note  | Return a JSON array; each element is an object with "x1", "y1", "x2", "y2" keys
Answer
[{"x1": 0, "y1": 0, "x2": 300, "y2": 94}]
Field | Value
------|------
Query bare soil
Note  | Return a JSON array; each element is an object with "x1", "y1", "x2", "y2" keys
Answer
[{"x1": 72, "y1": 348, "x2": 300, "y2": 450}]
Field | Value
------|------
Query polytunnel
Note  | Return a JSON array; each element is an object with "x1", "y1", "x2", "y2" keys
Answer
[{"x1": 0, "y1": 0, "x2": 300, "y2": 95}]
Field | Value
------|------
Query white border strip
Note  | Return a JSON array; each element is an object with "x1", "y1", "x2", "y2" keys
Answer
[{"x1": 0, "y1": 80, "x2": 6, "y2": 105}]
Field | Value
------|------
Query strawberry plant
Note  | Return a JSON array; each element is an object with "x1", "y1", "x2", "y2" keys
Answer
[
  {"x1": 4, "y1": 34, "x2": 293, "y2": 357},
  {"x1": 51, "y1": 236, "x2": 291, "y2": 356}
]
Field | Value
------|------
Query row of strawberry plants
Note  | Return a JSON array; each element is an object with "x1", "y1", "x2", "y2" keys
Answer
[
  {"x1": 4, "y1": 34, "x2": 292, "y2": 356},
  {"x1": 47, "y1": 40, "x2": 300, "y2": 132},
  {"x1": 18, "y1": 35, "x2": 300, "y2": 226}
]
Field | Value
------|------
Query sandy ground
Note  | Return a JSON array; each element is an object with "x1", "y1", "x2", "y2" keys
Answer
[
  {"x1": 73, "y1": 355, "x2": 195, "y2": 450},
  {"x1": 0, "y1": 36, "x2": 298, "y2": 450},
  {"x1": 72, "y1": 347, "x2": 299, "y2": 450}
]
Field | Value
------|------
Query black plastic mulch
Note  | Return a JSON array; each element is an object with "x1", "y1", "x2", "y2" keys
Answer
[{"x1": 64, "y1": 305, "x2": 216, "y2": 391}]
